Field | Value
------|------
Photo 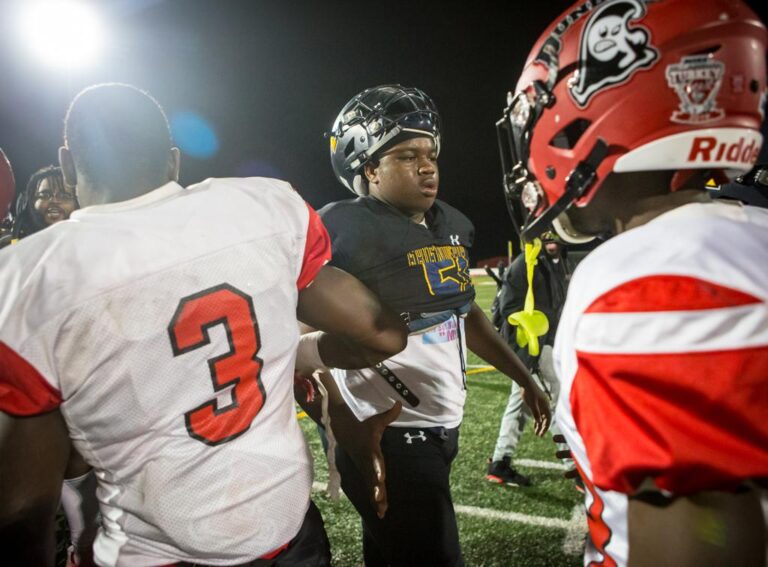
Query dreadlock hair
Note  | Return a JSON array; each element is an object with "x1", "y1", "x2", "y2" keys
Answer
[
  {"x1": 12, "y1": 165, "x2": 72, "y2": 240},
  {"x1": 63, "y1": 83, "x2": 173, "y2": 201}
]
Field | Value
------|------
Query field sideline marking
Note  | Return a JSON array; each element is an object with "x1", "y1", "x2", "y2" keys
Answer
[
  {"x1": 312, "y1": 481, "x2": 584, "y2": 538},
  {"x1": 454, "y1": 504, "x2": 569, "y2": 529},
  {"x1": 467, "y1": 366, "x2": 494, "y2": 375},
  {"x1": 516, "y1": 458, "x2": 570, "y2": 471}
]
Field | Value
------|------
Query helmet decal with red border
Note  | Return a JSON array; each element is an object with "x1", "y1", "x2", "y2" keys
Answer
[
  {"x1": 570, "y1": 0, "x2": 659, "y2": 107},
  {"x1": 666, "y1": 55, "x2": 726, "y2": 124}
]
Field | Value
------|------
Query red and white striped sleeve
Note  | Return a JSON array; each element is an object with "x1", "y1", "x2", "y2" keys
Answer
[
  {"x1": 296, "y1": 203, "x2": 331, "y2": 291},
  {"x1": 570, "y1": 274, "x2": 768, "y2": 495},
  {"x1": 0, "y1": 241, "x2": 63, "y2": 416}
]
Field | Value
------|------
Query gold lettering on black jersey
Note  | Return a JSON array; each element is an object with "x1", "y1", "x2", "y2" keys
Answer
[{"x1": 406, "y1": 245, "x2": 472, "y2": 296}]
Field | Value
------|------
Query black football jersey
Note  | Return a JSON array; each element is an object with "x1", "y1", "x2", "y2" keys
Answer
[{"x1": 319, "y1": 197, "x2": 476, "y2": 314}]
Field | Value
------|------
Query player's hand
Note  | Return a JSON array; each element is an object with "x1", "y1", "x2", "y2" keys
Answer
[
  {"x1": 522, "y1": 382, "x2": 551, "y2": 436},
  {"x1": 328, "y1": 401, "x2": 402, "y2": 519}
]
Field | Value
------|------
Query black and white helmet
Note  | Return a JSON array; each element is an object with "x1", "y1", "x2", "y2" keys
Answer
[{"x1": 329, "y1": 85, "x2": 441, "y2": 195}]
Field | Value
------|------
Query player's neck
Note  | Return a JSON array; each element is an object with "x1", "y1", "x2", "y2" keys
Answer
[
  {"x1": 369, "y1": 193, "x2": 426, "y2": 224},
  {"x1": 617, "y1": 190, "x2": 711, "y2": 233}
]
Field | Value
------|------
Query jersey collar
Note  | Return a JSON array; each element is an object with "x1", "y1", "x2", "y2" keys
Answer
[{"x1": 71, "y1": 182, "x2": 185, "y2": 218}]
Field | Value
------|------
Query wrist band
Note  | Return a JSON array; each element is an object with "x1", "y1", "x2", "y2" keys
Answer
[{"x1": 296, "y1": 331, "x2": 329, "y2": 374}]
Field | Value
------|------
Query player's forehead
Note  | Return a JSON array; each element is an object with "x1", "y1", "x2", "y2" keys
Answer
[{"x1": 383, "y1": 136, "x2": 436, "y2": 155}]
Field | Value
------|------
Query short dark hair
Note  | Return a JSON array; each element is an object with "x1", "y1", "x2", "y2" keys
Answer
[{"x1": 64, "y1": 83, "x2": 173, "y2": 196}]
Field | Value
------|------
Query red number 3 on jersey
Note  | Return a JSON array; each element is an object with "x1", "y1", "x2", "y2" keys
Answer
[{"x1": 169, "y1": 284, "x2": 266, "y2": 445}]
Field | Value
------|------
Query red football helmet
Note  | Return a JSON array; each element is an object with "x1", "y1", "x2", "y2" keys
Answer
[
  {"x1": 0, "y1": 149, "x2": 15, "y2": 219},
  {"x1": 498, "y1": 0, "x2": 767, "y2": 241}
]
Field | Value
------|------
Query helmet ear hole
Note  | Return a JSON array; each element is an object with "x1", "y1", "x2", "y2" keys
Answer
[{"x1": 549, "y1": 119, "x2": 592, "y2": 149}]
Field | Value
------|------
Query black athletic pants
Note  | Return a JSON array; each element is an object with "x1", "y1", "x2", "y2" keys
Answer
[{"x1": 335, "y1": 425, "x2": 464, "y2": 567}]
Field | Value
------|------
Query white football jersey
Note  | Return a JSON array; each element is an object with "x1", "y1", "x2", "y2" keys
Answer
[
  {"x1": 0, "y1": 178, "x2": 331, "y2": 566},
  {"x1": 332, "y1": 314, "x2": 468, "y2": 428},
  {"x1": 554, "y1": 201, "x2": 768, "y2": 566}
]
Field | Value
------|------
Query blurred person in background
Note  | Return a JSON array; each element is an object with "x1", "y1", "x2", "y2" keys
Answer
[{"x1": 0, "y1": 165, "x2": 78, "y2": 249}]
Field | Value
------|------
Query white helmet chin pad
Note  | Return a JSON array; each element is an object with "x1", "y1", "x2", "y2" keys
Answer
[
  {"x1": 552, "y1": 214, "x2": 597, "y2": 245},
  {"x1": 352, "y1": 175, "x2": 368, "y2": 197}
]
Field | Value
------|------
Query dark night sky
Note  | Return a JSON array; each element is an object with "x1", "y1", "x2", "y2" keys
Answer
[{"x1": 1, "y1": 0, "x2": 767, "y2": 262}]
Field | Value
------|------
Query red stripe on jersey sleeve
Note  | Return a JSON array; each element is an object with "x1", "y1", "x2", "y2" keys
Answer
[
  {"x1": 297, "y1": 203, "x2": 331, "y2": 291},
  {"x1": 0, "y1": 341, "x2": 61, "y2": 416},
  {"x1": 571, "y1": 346, "x2": 768, "y2": 495},
  {"x1": 585, "y1": 275, "x2": 761, "y2": 313},
  {"x1": 573, "y1": 460, "x2": 617, "y2": 567}
]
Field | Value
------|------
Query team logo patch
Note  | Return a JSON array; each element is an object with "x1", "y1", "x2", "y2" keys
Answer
[
  {"x1": 666, "y1": 55, "x2": 726, "y2": 124},
  {"x1": 570, "y1": 0, "x2": 658, "y2": 108}
]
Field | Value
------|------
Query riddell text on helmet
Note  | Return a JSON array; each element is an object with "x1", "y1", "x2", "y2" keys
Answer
[{"x1": 688, "y1": 136, "x2": 760, "y2": 165}]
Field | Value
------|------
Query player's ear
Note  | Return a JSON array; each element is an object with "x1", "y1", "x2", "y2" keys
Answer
[
  {"x1": 59, "y1": 146, "x2": 77, "y2": 188},
  {"x1": 364, "y1": 161, "x2": 379, "y2": 185},
  {"x1": 167, "y1": 147, "x2": 181, "y2": 183}
]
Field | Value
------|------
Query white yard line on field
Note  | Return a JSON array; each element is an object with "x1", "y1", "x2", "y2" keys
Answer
[
  {"x1": 515, "y1": 458, "x2": 571, "y2": 471},
  {"x1": 311, "y1": 481, "x2": 584, "y2": 536},
  {"x1": 562, "y1": 504, "x2": 588, "y2": 555},
  {"x1": 453, "y1": 504, "x2": 569, "y2": 529}
]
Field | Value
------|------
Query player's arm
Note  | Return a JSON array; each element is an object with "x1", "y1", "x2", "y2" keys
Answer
[
  {"x1": 0, "y1": 408, "x2": 70, "y2": 566},
  {"x1": 62, "y1": 445, "x2": 98, "y2": 567},
  {"x1": 297, "y1": 265, "x2": 408, "y2": 370},
  {"x1": 627, "y1": 487, "x2": 766, "y2": 566},
  {"x1": 464, "y1": 302, "x2": 550, "y2": 436}
]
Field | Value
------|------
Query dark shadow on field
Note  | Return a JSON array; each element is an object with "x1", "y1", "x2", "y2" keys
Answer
[{"x1": 511, "y1": 482, "x2": 581, "y2": 511}]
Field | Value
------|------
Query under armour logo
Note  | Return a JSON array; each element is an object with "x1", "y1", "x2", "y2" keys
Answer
[
  {"x1": 404, "y1": 431, "x2": 427, "y2": 444},
  {"x1": 450, "y1": 234, "x2": 460, "y2": 245}
]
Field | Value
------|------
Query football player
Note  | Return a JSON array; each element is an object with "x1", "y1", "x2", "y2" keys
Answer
[
  {"x1": 497, "y1": 0, "x2": 767, "y2": 565},
  {"x1": 0, "y1": 83, "x2": 408, "y2": 566},
  {"x1": 323, "y1": 84, "x2": 551, "y2": 566}
]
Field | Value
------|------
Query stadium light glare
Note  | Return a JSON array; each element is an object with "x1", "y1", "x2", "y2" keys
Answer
[{"x1": 19, "y1": 1, "x2": 104, "y2": 70}]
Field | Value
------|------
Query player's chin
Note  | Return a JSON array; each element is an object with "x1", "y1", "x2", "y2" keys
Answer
[{"x1": 414, "y1": 192, "x2": 437, "y2": 211}]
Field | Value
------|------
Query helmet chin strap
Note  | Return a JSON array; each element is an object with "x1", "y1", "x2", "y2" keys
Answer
[{"x1": 551, "y1": 214, "x2": 596, "y2": 245}]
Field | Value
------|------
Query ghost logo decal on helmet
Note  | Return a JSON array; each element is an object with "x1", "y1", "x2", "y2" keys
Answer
[{"x1": 570, "y1": 0, "x2": 658, "y2": 107}]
